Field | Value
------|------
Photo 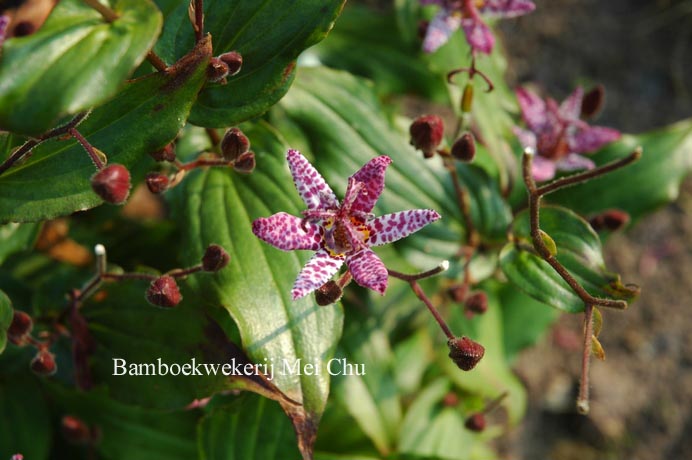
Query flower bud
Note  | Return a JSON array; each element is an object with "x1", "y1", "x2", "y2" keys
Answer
[
  {"x1": 218, "y1": 51, "x2": 243, "y2": 76},
  {"x1": 30, "y1": 349, "x2": 57, "y2": 376},
  {"x1": 145, "y1": 276, "x2": 182, "y2": 308},
  {"x1": 202, "y1": 244, "x2": 230, "y2": 272},
  {"x1": 145, "y1": 173, "x2": 169, "y2": 194},
  {"x1": 451, "y1": 132, "x2": 476, "y2": 162},
  {"x1": 409, "y1": 115, "x2": 444, "y2": 158},
  {"x1": 589, "y1": 209, "x2": 630, "y2": 232},
  {"x1": 464, "y1": 413, "x2": 486, "y2": 432},
  {"x1": 61, "y1": 415, "x2": 91, "y2": 444},
  {"x1": 581, "y1": 84, "x2": 605, "y2": 119},
  {"x1": 11, "y1": 454, "x2": 23, "y2": 460},
  {"x1": 8, "y1": 310, "x2": 33, "y2": 346},
  {"x1": 221, "y1": 127, "x2": 250, "y2": 161},
  {"x1": 315, "y1": 281, "x2": 343, "y2": 306},
  {"x1": 207, "y1": 57, "x2": 230, "y2": 82},
  {"x1": 91, "y1": 164, "x2": 131, "y2": 205},
  {"x1": 464, "y1": 291, "x2": 488, "y2": 315},
  {"x1": 233, "y1": 151, "x2": 256, "y2": 174},
  {"x1": 447, "y1": 284, "x2": 467, "y2": 303},
  {"x1": 150, "y1": 144, "x2": 176, "y2": 162},
  {"x1": 447, "y1": 336, "x2": 485, "y2": 371},
  {"x1": 461, "y1": 83, "x2": 474, "y2": 113},
  {"x1": 13, "y1": 21, "x2": 36, "y2": 37}
]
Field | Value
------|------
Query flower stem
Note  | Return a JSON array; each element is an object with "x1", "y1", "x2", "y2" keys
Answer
[
  {"x1": 444, "y1": 158, "x2": 479, "y2": 247},
  {"x1": 146, "y1": 51, "x2": 168, "y2": 72},
  {"x1": 577, "y1": 304, "x2": 595, "y2": 414},
  {"x1": 69, "y1": 128, "x2": 105, "y2": 170},
  {"x1": 82, "y1": 0, "x2": 119, "y2": 22}
]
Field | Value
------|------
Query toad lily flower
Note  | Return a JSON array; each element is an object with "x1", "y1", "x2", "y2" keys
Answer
[
  {"x1": 421, "y1": 0, "x2": 535, "y2": 54},
  {"x1": 252, "y1": 150, "x2": 441, "y2": 300},
  {"x1": 514, "y1": 86, "x2": 622, "y2": 182}
]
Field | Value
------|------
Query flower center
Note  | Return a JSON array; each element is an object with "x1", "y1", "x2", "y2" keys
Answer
[{"x1": 323, "y1": 217, "x2": 370, "y2": 257}]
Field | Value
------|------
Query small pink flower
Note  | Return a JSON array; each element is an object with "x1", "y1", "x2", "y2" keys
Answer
[
  {"x1": 422, "y1": 0, "x2": 535, "y2": 54},
  {"x1": 514, "y1": 86, "x2": 621, "y2": 181},
  {"x1": 252, "y1": 150, "x2": 441, "y2": 300}
]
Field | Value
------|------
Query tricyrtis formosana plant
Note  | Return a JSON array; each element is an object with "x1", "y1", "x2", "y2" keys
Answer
[{"x1": 0, "y1": 1, "x2": 690, "y2": 459}]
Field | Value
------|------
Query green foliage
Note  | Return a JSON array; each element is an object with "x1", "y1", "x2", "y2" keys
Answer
[{"x1": 0, "y1": 289, "x2": 12, "y2": 354}]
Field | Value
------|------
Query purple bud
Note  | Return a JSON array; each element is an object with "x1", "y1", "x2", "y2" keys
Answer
[
  {"x1": 451, "y1": 133, "x2": 476, "y2": 162},
  {"x1": 315, "y1": 281, "x2": 343, "y2": 306},
  {"x1": 61, "y1": 415, "x2": 91, "y2": 444},
  {"x1": 218, "y1": 51, "x2": 243, "y2": 76},
  {"x1": 91, "y1": 164, "x2": 131, "y2": 205},
  {"x1": 145, "y1": 276, "x2": 182, "y2": 308},
  {"x1": 221, "y1": 127, "x2": 250, "y2": 161},
  {"x1": 150, "y1": 144, "x2": 176, "y2": 162},
  {"x1": 207, "y1": 57, "x2": 229, "y2": 82},
  {"x1": 233, "y1": 151, "x2": 255, "y2": 174},
  {"x1": 13, "y1": 21, "x2": 36, "y2": 37},
  {"x1": 201, "y1": 244, "x2": 230, "y2": 272},
  {"x1": 447, "y1": 284, "x2": 468, "y2": 303},
  {"x1": 464, "y1": 413, "x2": 486, "y2": 432},
  {"x1": 581, "y1": 84, "x2": 605, "y2": 119},
  {"x1": 30, "y1": 349, "x2": 57, "y2": 376},
  {"x1": 8, "y1": 310, "x2": 33, "y2": 345},
  {"x1": 447, "y1": 336, "x2": 485, "y2": 371},
  {"x1": 410, "y1": 115, "x2": 445, "y2": 158},
  {"x1": 464, "y1": 291, "x2": 488, "y2": 315},
  {"x1": 589, "y1": 209, "x2": 630, "y2": 232},
  {"x1": 145, "y1": 173, "x2": 169, "y2": 194}
]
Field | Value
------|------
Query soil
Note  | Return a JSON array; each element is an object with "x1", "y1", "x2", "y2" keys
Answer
[{"x1": 497, "y1": 1, "x2": 692, "y2": 459}]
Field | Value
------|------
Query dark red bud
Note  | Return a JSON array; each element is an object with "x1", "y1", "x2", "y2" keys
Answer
[
  {"x1": 409, "y1": 115, "x2": 444, "y2": 158},
  {"x1": 233, "y1": 151, "x2": 255, "y2": 174},
  {"x1": 218, "y1": 51, "x2": 243, "y2": 76},
  {"x1": 207, "y1": 57, "x2": 230, "y2": 82},
  {"x1": 145, "y1": 276, "x2": 182, "y2": 308},
  {"x1": 581, "y1": 84, "x2": 605, "y2": 119},
  {"x1": 589, "y1": 209, "x2": 630, "y2": 232},
  {"x1": 447, "y1": 336, "x2": 485, "y2": 371},
  {"x1": 145, "y1": 173, "x2": 169, "y2": 194},
  {"x1": 442, "y1": 392, "x2": 459, "y2": 407},
  {"x1": 315, "y1": 281, "x2": 343, "y2": 306},
  {"x1": 150, "y1": 144, "x2": 176, "y2": 162},
  {"x1": 91, "y1": 164, "x2": 131, "y2": 205},
  {"x1": 221, "y1": 127, "x2": 250, "y2": 161},
  {"x1": 451, "y1": 133, "x2": 476, "y2": 162},
  {"x1": 464, "y1": 291, "x2": 488, "y2": 315},
  {"x1": 30, "y1": 349, "x2": 57, "y2": 376},
  {"x1": 61, "y1": 415, "x2": 91, "y2": 444},
  {"x1": 202, "y1": 244, "x2": 230, "y2": 272},
  {"x1": 13, "y1": 21, "x2": 36, "y2": 37},
  {"x1": 417, "y1": 20, "x2": 430, "y2": 41},
  {"x1": 8, "y1": 310, "x2": 33, "y2": 345},
  {"x1": 464, "y1": 413, "x2": 486, "y2": 432},
  {"x1": 447, "y1": 284, "x2": 468, "y2": 303}
]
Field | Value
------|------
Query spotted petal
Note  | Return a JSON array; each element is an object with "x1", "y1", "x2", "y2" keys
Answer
[
  {"x1": 423, "y1": 10, "x2": 462, "y2": 53},
  {"x1": 0, "y1": 15, "x2": 9, "y2": 47},
  {"x1": 368, "y1": 209, "x2": 441, "y2": 246},
  {"x1": 348, "y1": 155, "x2": 392, "y2": 214},
  {"x1": 461, "y1": 16, "x2": 495, "y2": 54},
  {"x1": 531, "y1": 155, "x2": 557, "y2": 182},
  {"x1": 570, "y1": 126, "x2": 621, "y2": 153},
  {"x1": 346, "y1": 249, "x2": 388, "y2": 295},
  {"x1": 292, "y1": 249, "x2": 344, "y2": 300},
  {"x1": 556, "y1": 153, "x2": 595, "y2": 172},
  {"x1": 287, "y1": 149, "x2": 338, "y2": 210},
  {"x1": 252, "y1": 212, "x2": 322, "y2": 251},
  {"x1": 516, "y1": 87, "x2": 547, "y2": 131},
  {"x1": 559, "y1": 87, "x2": 584, "y2": 121},
  {"x1": 482, "y1": 0, "x2": 536, "y2": 17}
]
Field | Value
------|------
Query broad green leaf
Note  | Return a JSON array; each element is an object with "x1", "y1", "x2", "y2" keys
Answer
[
  {"x1": 0, "y1": 223, "x2": 40, "y2": 265},
  {"x1": 198, "y1": 394, "x2": 302, "y2": 460},
  {"x1": 0, "y1": 289, "x2": 12, "y2": 354},
  {"x1": 154, "y1": 0, "x2": 346, "y2": 127},
  {"x1": 500, "y1": 206, "x2": 637, "y2": 313},
  {"x1": 550, "y1": 121, "x2": 692, "y2": 221},
  {"x1": 170, "y1": 122, "x2": 343, "y2": 457},
  {"x1": 308, "y1": 4, "x2": 448, "y2": 102},
  {"x1": 0, "y1": 0, "x2": 162, "y2": 135},
  {"x1": 275, "y1": 66, "x2": 511, "y2": 268},
  {"x1": 0, "y1": 37, "x2": 212, "y2": 224},
  {"x1": 0, "y1": 374, "x2": 52, "y2": 459},
  {"x1": 49, "y1": 385, "x2": 198, "y2": 460},
  {"x1": 83, "y1": 282, "x2": 248, "y2": 410}
]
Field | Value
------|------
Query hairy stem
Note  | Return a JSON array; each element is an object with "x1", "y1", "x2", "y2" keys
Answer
[
  {"x1": 69, "y1": 128, "x2": 105, "y2": 170},
  {"x1": 577, "y1": 304, "x2": 595, "y2": 414}
]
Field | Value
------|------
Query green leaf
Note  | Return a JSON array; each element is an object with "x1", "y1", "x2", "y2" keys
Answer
[
  {"x1": 197, "y1": 394, "x2": 302, "y2": 460},
  {"x1": 0, "y1": 0, "x2": 163, "y2": 136},
  {"x1": 500, "y1": 206, "x2": 637, "y2": 313},
  {"x1": 154, "y1": 0, "x2": 346, "y2": 127},
  {"x1": 0, "y1": 289, "x2": 13, "y2": 355},
  {"x1": 0, "y1": 223, "x2": 40, "y2": 265},
  {"x1": 0, "y1": 374, "x2": 52, "y2": 459},
  {"x1": 0, "y1": 37, "x2": 211, "y2": 224},
  {"x1": 274, "y1": 66, "x2": 511, "y2": 268},
  {"x1": 170, "y1": 122, "x2": 343, "y2": 457},
  {"x1": 550, "y1": 121, "x2": 692, "y2": 221},
  {"x1": 49, "y1": 384, "x2": 198, "y2": 460}
]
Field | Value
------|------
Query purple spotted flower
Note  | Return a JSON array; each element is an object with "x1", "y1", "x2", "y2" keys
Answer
[
  {"x1": 514, "y1": 86, "x2": 622, "y2": 182},
  {"x1": 421, "y1": 0, "x2": 535, "y2": 54},
  {"x1": 252, "y1": 150, "x2": 441, "y2": 300}
]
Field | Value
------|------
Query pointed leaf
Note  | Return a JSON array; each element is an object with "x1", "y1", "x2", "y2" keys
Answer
[
  {"x1": 500, "y1": 206, "x2": 638, "y2": 313},
  {"x1": 154, "y1": 0, "x2": 346, "y2": 127},
  {"x1": 0, "y1": 0, "x2": 163, "y2": 135},
  {"x1": 0, "y1": 37, "x2": 211, "y2": 223}
]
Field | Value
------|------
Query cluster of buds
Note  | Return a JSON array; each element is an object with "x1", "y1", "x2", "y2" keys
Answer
[
  {"x1": 208, "y1": 51, "x2": 243, "y2": 84},
  {"x1": 7, "y1": 310, "x2": 59, "y2": 376},
  {"x1": 447, "y1": 284, "x2": 488, "y2": 318},
  {"x1": 409, "y1": 115, "x2": 476, "y2": 162}
]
